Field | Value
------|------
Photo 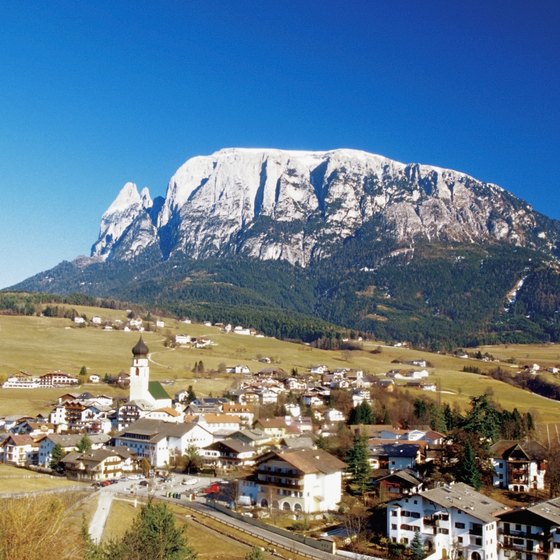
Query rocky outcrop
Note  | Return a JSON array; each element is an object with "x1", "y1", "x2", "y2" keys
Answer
[{"x1": 91, "y1": 148, "x2": 559, "y2": 265}]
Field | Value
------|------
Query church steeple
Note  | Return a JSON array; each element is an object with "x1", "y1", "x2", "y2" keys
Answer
[
  {"x1": 129, "y1": 336, "x2": 150, "y2": 402},
  {"x1": 132, "y1": 336, "x2": 149, "y2": 357}
]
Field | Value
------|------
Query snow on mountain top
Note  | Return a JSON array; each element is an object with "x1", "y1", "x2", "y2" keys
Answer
[{"x1": 105, "y1": 182, "x2": 143, "y2": 214}]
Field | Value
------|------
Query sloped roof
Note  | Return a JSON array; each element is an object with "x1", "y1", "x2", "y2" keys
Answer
[
  {"x1": 498, "y1": 497, "x2": 560, "y2": 526},
  {"x1": 414, "y1": 483, "x2": 509, "y2": 523},
  {"x1": 116, "y1": 418, "x2": 192, "y2": 439},
  {"x1": 490, "y1": 439, "x2": 547, "y2": 461},
  {"x1": 148, "y1": 381, "x2": 170, "y2": 401},
  {"x1": 267, "y1": 448, "x2": 346, "y2": 475}
]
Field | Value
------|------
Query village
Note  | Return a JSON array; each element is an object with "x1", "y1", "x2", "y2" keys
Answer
[{"x1": 1, "y1": 324, "x2": 560, "y2": 560}]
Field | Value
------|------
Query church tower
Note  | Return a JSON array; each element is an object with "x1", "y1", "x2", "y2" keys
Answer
[{"x1": 129, "y1": 336, "x2": 150, "y2": 402}]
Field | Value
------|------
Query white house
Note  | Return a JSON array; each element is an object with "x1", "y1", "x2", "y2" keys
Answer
[
  {"x1": 490, "y1": 440, "x2": 547, "y2": 492},
  {"x1": 238, "y1": 448, "x2": 347, "y2": 513},
  {"x1": 2, "y1": 372, "x2": 40, "y2": 389},
  {"x1": 175, "y1": 334, "x2": 191, "y2": 345},
  {"x1": 497, "y1": 497, "x2": 560, "y2": 559},
  {"x1": 387, "y1": 482, "x2": 509, "y2": 560},
  {"x1": 112, "y1": 418, "x2": 213, "y2": 468}
]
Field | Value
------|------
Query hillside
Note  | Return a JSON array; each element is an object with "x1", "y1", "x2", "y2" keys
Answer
[{"x1": 2, "y1": 307, "x2": 560, "y2": 424}]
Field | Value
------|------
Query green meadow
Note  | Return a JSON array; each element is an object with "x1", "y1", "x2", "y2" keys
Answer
[{"x1": 1, "y1": 308, "x2": 560, "y2": 424}]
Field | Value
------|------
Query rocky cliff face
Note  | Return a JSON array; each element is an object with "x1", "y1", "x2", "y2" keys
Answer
[{"x1": 91, "y1": 148, "x2": 559, "y2": 265}]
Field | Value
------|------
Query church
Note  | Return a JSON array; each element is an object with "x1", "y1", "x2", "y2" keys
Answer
[{"x1": 128, "y1": 337, "x2": 172, "y2": 409}]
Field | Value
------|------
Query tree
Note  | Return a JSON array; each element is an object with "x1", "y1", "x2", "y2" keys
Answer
[
  {"x1": 186, "y1": 385, "x2": 196, "y2": 403},
  {"x1": 79, "y1": 366, "x2": 88, "y2": 377},
  {"x1": 140, "y1": 457, "x2": 151, "y2": 478},
  {"x1": 346, "y1": 433, "x2": 371, "y2": 495},
  {"x1": 50, "y1": 443, "x2": 65, "y2": 472},
  {"x1": 96, "y1": 502, "x2": 196, "y2": 560},
  {"x1": 454, "y1": 441, "x2": 482, "y2": 490},
  {"x1": 245, "y1": 547, "x2": 265, "y2": 560},
  {"x1": 183, "y1": 446, "x2": 202, "y2": 474},
  {"x1": 76, "y1": 434, "x2": 93, "y2": 453},
  {"x1": 410, "y1": 529, "x2": 424, "y2": 560}
]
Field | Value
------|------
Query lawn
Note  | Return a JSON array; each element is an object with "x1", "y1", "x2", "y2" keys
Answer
[{"x1": 0, "y1": 464, "x2": 88, "y2": 493}]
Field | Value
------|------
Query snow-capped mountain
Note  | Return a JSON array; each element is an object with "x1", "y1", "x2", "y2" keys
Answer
[{"x1": 91, "y1": 148, "x2": 559, "y2": 266}]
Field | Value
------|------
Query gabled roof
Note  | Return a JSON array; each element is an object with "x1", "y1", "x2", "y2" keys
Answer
[
  {"x1": 490, "y1": 440, "x2": 547, "y2": 461},
  {"x1": 259, "y1": 448, "x2": 346, "y2": 475},
  {"x1": 401, "y1": 483, "x2": 509, "y2": 523},
  {"x1": 116, "y1": 418, "x2": 192, "y2": 439},
  {"x1": 1, "y1": 434, "x2": 34, "y2": 447},
  {"x1": 497, "y1": 498, "x2": 560, "y2": 526},
  {"x1": 205, "y1": 438, "x2": 252, "y2": 454}
]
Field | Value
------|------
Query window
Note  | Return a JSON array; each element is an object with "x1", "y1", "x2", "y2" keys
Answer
[
  {"x1": 455, "y1": 522, "x2": 465, "y2": 529},
  {"x1": 391, "y1": 511, "x2": 398, "y2": 517},
  {"x1": 391, "y1": 524, "x2": 397, "y2": 530}
]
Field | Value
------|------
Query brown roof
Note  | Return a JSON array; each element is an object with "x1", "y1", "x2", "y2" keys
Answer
[
  {"x1": 201, "y1": 413, "x2": 242, "y2": 424},
  {"x1": 490, "y1": 440, "x2": 547, "y2": 461},
  {"x1": 275, "y1": 448, "x2": 346, "y2": 475}
]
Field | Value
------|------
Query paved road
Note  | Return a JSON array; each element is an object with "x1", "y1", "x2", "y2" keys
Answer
[
  {"x1": 184, "y1": 501, "x2": 341, "y2": 560},
  {"x1": 89, "y1": 491, "x2": 114, "y2": 544}
]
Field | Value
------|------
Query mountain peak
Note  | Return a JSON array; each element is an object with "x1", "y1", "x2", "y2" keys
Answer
[{"x1": 91, "y1": 148, "x2": 559, "y2": 265}]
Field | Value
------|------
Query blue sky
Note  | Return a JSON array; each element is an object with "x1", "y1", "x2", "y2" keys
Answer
[{"x1": 1, "y1": 1, "x2": 559, "y2": 288}]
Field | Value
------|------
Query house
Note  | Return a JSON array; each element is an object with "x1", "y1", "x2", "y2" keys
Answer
[
  {"x1": 490, "y1": 440, "x2": 548, "y2": 491},
  {"x1": 195, "y1": 414, "x2": 242, "y2": 437},
  {"x1": 238, "y1": 448, "x2": 347, "y2": 513},
  {"x1": 201, "y1": 439, "x2": 256, "y2": 470},
  {"x1": 369, "y1": 442, "x2": 422, "y2": 473},
  {"x1": 62, "y1": 448, "x2": 136, "y2": 481},
  {"x1": 91, "y1": 316, "x2": 102, "y2": 325},
  {"x1": 372, "y1": 469, "x2": 423, "y2": 499},
  {"x1": 175, "y1": 334, "x2": 191, "y2": 345},
  {"x1": 222, "y1": 403, "x2": 255, "y2": 426},
  {"x1": 387, "y1": 482, "x2": 509, "y2": 559},
  {"x1": 37, "y1": 433, "x2": 110, "y2": 468},
  {"x1": 73, "y1": 317, "x2": 85, "y2": 325},
  {"x1": 254, "y1": 417, "x2": 289, "y2": 439},
  {"x1": 112, "y1": 418, "x2": 213, "y2": 468},
  {"x1": 39, "y1": 371, "x2": 79, "y2": 387},
  {"x1": 2, "y1": 371, "x2": 40, "y2": 389},
  {"x1": 0, "y1": 434, "x2": 36, "y2": 466},
  {"x1": 88, "y1": 375, "x2": 101, "y2": 383},
  {"x1": 226, "y1": 365, "x2": 251, "y2": 375},
  {"x1": 496, "y1": 497, "x2": 560, "y2": 559},
  {"x1": 229, "y1": 429, "x2": 273, "y2": 451},
  {"x1": 155, "y1": 320, "x2": 165, "y2": 329}
]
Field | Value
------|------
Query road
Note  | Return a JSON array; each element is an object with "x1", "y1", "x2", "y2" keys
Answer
[
  {"x1": 184, "y1": 501, "x2": 341, "y2": 560},
  {"x1": 89, "y1": 491, "x2": 114, "y2": 543}
]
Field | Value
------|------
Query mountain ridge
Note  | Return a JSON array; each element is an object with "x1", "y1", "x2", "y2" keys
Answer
[
  {"x1": 89, "y1": 148, "x2": 560, "y2": 267},
  {"x1": 10, "y1": 147, "x2": 560, "y2": 348}
]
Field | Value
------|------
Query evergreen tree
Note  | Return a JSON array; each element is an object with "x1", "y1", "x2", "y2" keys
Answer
[
  {"x1": 77, "y1": 434, "x2": 93, "y2": 453},
  {"x1": 111, "y1": 502, "x2": 196, "y2": 560},
  {"x1": 346, "y1": 433, "x2": 371, "y2": 494},
  {"x1": 410, "y1": 529, "x2": 424, "y2": 560},
  {"x1": 454, "y1": 441, "x2": 482, "y2": 490},
  {"x1": 186, "y1": 385, "x2": 197, "y2": 403},
  {"x1": 49, "y1": 443, "x2": 65, "y2": 471}
]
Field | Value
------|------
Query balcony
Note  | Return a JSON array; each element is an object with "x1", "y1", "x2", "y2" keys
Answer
[{"x1": 257, "y1": 478, "x2": 303, "y2": 490}]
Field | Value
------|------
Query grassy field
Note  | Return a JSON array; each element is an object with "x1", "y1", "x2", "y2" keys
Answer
[
  {"x1": 2, "y1": 308, "x2": 560, "y2": 423},
  {"x1": 0, "y1": 464, "x2": 88, "y2": 493},
  {"x1": 99, "y1": 497, "x2": 282, "y2": 559}
]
